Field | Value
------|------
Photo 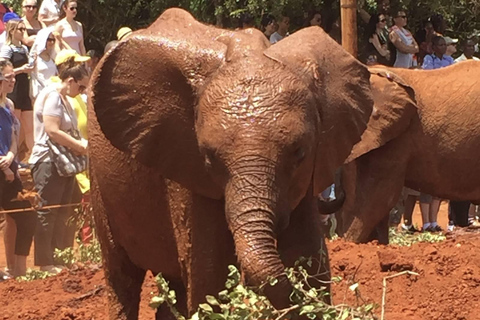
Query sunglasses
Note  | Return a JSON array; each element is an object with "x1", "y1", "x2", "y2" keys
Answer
[
  {"x1": 74, "y1": 79, "x2": 86, "y2": 93},
  {"x1": 17, "y1": 27, "x2": 26, "y2": 32},
  {"x1": 380, "y1": 19, "x2": 387, "y2": 22},
  {"x1": 0, "y1": 73, "x2": 15, "y2": 82},
  {"x1": 397, "y1": 15, "x2": 407, "y2": 19},
  {"x1": 23, "y1": 5, "x2": 37, "y2": 9},
  {"x1": 69, "y1": 6, "x2": 77, "y2": 11},
  {"x1": 47, "y1": 37, "x2": 56, "y2": 43}
]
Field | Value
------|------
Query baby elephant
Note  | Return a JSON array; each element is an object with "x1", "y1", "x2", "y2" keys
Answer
[{"x1": 89, "y1": 8, "x2": 374, "y2": 319}]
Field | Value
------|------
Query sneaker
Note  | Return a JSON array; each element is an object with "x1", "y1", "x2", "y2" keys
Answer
[
  {"x1": 422, "y1": 226, "x2": 435, "y2": 233},
  {"x1": 433, "y1": 225, "x2": 443, "y2": 232},
  {"x1": 0, "y1": 269, "x2": 12, "y2": 282},
  {"x1": 447, "y1": 224, "x2": 455, "y2": 232},
  {"x1": 39, "y1": 265, "x2": 63, "y2": 275},
  {"x1": 402, "y1": 224, "x2": 420, "y2": 233}
]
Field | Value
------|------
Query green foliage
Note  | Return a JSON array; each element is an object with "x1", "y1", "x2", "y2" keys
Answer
[
  {"x1": 53, "y1": 238, "x2": 103, "y2": 267},
  {"x1": 16, "y1": 269, "x2": 53, "y2": 282},
  {"x1": 2, "y1": 0, "x2": 478, "y2": 50},
  {"x1": 150, "y1": 260, "x2": 377, "y2": 319},
  {"x1": 389, "y1": 227, "x2": 446, "y2": 247}
]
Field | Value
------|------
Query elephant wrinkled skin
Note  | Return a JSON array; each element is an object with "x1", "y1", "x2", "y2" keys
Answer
[
  {"x1": 89, "y1": 8, "x2": 373, "y2": 319},
  {"x1": 339, "y1": 61, "x2": 480, "y2": 243}
]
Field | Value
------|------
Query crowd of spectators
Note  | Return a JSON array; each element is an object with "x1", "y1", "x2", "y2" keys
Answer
[{"x1": 0, "y1": 0, "x2": 132, "y2": 280}]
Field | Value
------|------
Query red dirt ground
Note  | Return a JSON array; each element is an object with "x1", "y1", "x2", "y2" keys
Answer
[
  {"x1": 1, "y1": 174, "x2": 477, "y2": 320},
  {"x1": 1, "y1": 228, "x2": 480, "y2": 319}
]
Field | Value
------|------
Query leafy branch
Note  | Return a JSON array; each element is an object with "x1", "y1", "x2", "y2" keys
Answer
[{"x1": 150, "y1": 255, "x2": 377, "y2": 320}]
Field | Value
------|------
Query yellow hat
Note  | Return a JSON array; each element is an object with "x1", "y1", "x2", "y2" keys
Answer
[
  {"x1": 117, "y1": 27, "x2": 132, "y2": 41},
  {"x1": 55, "y1": 49, "x2": 91, "y2": 65}
]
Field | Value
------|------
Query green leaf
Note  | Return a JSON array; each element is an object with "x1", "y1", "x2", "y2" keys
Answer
[
  {"x1": 268, "y1": 277, "x2": 278, "y2": 286},
  {"x1": 149, "y1": 296, "x2": 165, "y2": 309},
  {"x1": 340, "y1": 309, "x2": 350, "y2": 320},
  {"x1": 199, "y1": 303, "x2": 213, "y2": 313},
  {"x1": 300, "y1": 305, "x2": 315, "y2": 315},
  {"x1": 206, "y1": 295, "x2": 219, "y2": 306}
]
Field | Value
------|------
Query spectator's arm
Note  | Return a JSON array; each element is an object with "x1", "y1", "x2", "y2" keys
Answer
[
  {"x1": 411, "y1": 37, "x2": 419, "y2": 54},
  {"x1": 371, "y1": 35, "x2": 389, "y2": 57},
  {"x1": 78, "y1": 22, "x2": 86, "y2": 55},
  {"x1": 38, "y1": 4, "x2": 59, "y2": 26},
  {"x1": 44, "y1": 115, "x2": 87, "y2": 155},
  {"x1": 54, "y1": 22, "x2": 73, "y2": 51},
  {"x1": 39, "y1": 14, "x2": 58, "y2": 26},
  {"x1": 389, "y1": 31, "x2": 417, "y2": 54},
  {"x1": 22, "y1": 33, "x2": 36, "y2": 48},
  {"x1": 422, "y1": 55, "x2": 434, "y2": 69}
]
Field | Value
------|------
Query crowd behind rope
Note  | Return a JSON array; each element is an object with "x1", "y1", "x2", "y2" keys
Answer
[
  {"x1": 0, "y1": 2, "x2": 479, "y2": 280},
  {"x1": 0, "y1": 0, "x2": 130, "y2": 280}
]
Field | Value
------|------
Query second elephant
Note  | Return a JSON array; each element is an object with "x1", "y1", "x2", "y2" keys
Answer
[{"x1": 338, "y1": 61, "x2": 480, "y2": 243}]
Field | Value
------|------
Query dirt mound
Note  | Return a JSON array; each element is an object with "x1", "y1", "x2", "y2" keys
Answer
[
  {"x1": 1, "y1": 234, "x2": 480, "y2": 319},
  {"x1": 330, "y1": 233, "x2": 480, "y2": 320},
  {"x1": 0, "y1": 265, "x2": 157, "y2": 319}
]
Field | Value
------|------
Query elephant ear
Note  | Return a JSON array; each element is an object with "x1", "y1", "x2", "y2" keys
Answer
[
  {"x1": 90, "y1": 8, "x2": 228, "y2": 199},
  {"x1": 345, "y1": 68, "x2": 418, "y2": 163},
  {"x1": 263, "y1": 27, "x2": 374, "y2": 194}
]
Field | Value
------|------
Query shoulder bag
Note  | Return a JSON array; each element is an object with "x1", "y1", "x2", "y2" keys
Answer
[{"x1": 46, "y1": 94, "x2": 87, "y2": 177}]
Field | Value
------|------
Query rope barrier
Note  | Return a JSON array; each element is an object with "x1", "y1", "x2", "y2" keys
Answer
[{"x1": 0, "y1": 202, "x2": 89, "y2": 215}]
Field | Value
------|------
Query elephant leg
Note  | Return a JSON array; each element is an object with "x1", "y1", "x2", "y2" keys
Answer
[
  {"x1": 185, "y1": 194, "x2": 236, "y2": 314},
  {"x1": 343, "y1": 144, "x2": 407, "y2": 244},
  {"x1": 92, "y1": 182, "x2": 146, "y2": 320},
  {"x1": 278, "y1": 189, "x2": 331, "y2": 303}
]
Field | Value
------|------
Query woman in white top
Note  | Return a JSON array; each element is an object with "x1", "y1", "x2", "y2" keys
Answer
[
  {"x1": 29, "y1": 56, "x2": 88, "y2": 274},
  {"x1": 54, "y1": 0, "x2": 85, "y2": 55},
  {"x1": 30, "y1": 27, "x2": 57, "y2": 100}
]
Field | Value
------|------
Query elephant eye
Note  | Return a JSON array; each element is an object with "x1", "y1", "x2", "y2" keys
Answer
[
  {"x1": 293, "y1": 147, "x2": 306, "y2": 166},
  {"x1": 204, "y1": 153, "x2": 212, "y2": 168},
  {"x1": 203, "y1": 148, "x2": 217, "y2": 169}
]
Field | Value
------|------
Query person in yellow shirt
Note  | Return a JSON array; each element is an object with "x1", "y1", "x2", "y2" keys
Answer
[{"x1": 50, "y1": 49, "x2": 91, "y2": 247}]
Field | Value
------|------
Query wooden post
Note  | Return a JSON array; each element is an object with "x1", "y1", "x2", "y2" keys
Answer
[{"x1": 341, "y1": 0, "x2": 358, "y2": 57}]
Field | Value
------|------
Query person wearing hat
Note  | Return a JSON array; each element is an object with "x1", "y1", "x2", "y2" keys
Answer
[
  {"x1": 50, "y1": 48, "x2": 91, "y2": 248},
  {"x1": 0, "y1": 12, "x2": 20, "y2": 49},
  {"x1": 30, "y1": 27, "x2": 57, "y2": 99},
  {"x1": 116, "y1": 27, "x2": 132, "y2": 41},
  {"x1": 29, "y1": 50, "x2": 89, "y2": 274},
  {"x1": 444, "y1": 36, "x2": 458, "y2": 57}
]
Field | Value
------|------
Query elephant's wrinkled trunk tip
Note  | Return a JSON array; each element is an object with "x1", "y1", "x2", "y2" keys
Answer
[{"x1": 225, "y1": 195, "x2": 292, "y2": 307}]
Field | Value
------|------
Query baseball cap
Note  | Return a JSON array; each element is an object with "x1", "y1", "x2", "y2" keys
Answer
[
  {"x1": 444, "y1": 36, "x2": 459, "y2": 45},
  {"x1": 3, "y1": 12, "x2": 20, "y2": 24},
  {"x1": 117, "y1": 27, "x2": 132, "y2": 41},
  {"x1": 55, "y1": 49, "x2": 91, "y2": 65}
]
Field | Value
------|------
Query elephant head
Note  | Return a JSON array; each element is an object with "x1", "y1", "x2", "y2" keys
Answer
[{"x1": 90, "y1": 8, "x2": 373, "y2": 306}]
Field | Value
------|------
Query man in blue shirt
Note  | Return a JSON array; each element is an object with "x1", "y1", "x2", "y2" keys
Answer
[{"x1": 422, "y1": 36, "x2": 454, "y2": 69}]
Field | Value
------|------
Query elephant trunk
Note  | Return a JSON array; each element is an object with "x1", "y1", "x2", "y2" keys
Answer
[{"x1": 225, "y1": 166, "x2": 291, "y2": 308}]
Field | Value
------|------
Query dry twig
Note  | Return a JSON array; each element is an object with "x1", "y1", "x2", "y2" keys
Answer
[{"x1": 381, "y1": 271, "x2": 419, "y2": 320}]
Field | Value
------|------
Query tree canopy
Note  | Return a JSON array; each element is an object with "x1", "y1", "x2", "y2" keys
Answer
[{"x1": 4, "y1": 0, "x2": 479, "y2": 52}]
